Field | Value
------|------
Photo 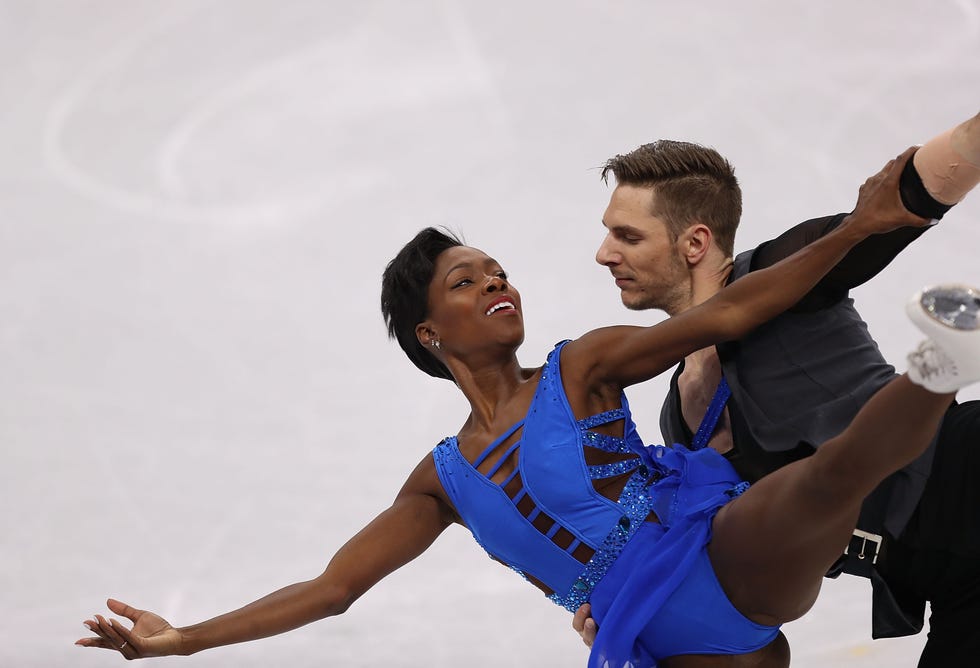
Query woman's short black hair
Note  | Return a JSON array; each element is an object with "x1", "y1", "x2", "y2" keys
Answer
[{"x1": 381, "y1": 227, "x2": 463, "y2": 381}]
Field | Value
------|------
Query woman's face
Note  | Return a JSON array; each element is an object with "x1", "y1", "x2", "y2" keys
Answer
[{"x1": 421, "y1": 245, "x2": 524, "y2": 356}]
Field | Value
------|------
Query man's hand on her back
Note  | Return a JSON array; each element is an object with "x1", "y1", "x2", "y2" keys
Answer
[{"x1": 572, "y1": 603, "x2": 597, "y2": 648}]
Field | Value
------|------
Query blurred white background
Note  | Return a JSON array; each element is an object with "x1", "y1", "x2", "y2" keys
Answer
[{"x1": 2, "y1": 1, "x2": 979, "y2": 666}]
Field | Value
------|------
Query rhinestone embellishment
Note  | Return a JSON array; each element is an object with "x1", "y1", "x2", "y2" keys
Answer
[{"x1": 920, "y1": 285, "x2": 980, "y2": 331}]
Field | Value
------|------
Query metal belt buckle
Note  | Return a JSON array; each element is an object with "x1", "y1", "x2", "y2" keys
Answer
[{"x1": 844, "y1": 529, "x2": 883, "y2": 565}]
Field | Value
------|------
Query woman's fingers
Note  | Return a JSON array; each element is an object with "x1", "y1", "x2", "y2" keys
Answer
[
  {"x1": 76, "y1": 623, "x2": 110, "y2": 649},
  {"x1": 79, "y1": 619, "x2": 117, "y2": 650},
  {"x1": 95, "y1": 613, "x2": 131, "y2": 653},
  {"x1": 110, "y1": 617, "x2": 141, "y2": 658}
]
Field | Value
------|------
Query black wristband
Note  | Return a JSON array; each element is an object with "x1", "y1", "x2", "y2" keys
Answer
[{"x1": 900, "y1": 152, "x2": 954, "y2": 220}]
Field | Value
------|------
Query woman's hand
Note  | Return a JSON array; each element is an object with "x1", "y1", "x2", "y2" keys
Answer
[
  {"x1": 844, "y1": 146, "x2": 931, "y2": 236},
  {"x1": 76, "y1": 598, "x2": 183, "y2": 659},
  {"x1": 73, "y1": 462, "x2": 452, "y2": 658}
]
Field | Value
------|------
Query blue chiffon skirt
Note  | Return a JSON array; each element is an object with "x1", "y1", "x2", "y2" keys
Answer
[{"x1": 586, "y1": 445, "x2": 779, "y2": 667}]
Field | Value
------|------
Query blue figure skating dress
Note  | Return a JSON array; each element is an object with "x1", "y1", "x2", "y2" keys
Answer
[{"x1": 432, "y1": 342, "x2": 779, "y2": 666}]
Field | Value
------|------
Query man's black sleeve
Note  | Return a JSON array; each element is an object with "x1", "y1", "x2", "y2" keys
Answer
[{"x1": 749, "y1": 156, "x2": 953, "y2": 313}]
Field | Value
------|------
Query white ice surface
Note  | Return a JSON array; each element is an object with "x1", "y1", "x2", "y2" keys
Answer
[{"x1": 3, "y1": 1, "x2": 979, "y2": 666}]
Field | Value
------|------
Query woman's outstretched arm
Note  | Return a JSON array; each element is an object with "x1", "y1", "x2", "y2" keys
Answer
[
  {"x1": 568, "y1": 146, "x2": 931, "y2": 390},
  {"x1": 76, "y1": 457, "x2": 454, "y2": 659}
]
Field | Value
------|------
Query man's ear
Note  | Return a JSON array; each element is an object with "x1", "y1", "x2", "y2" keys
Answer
[{"x1": 681, "y1": 223, "x2": 713, "y2": 265}]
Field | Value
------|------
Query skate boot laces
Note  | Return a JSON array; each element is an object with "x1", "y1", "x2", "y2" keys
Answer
[{"x1": 907, "y1": 340, "x2": 958, "y2": 386}]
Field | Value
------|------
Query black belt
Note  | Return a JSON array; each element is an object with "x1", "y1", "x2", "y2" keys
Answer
[{"x1": 826, "y1": 529, "x2": 884, "y2": 579}]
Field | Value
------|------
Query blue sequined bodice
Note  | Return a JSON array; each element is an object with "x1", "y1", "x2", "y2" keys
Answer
[{"x1": 433, "y1": 341, "x2": 693, "y2": 610}]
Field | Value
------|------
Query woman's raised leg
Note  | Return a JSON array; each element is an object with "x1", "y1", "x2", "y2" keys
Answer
[
  {"x1": 914, "y1": 111, "x2": 980, "y2": 205},
  {"x1": 709, "y1": 284, "x2": 980, "y2": 625}
]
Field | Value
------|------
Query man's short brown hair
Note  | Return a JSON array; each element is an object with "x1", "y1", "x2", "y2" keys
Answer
[{"x1": 601, "y1": 140, "x2": 741, "y2": 257}]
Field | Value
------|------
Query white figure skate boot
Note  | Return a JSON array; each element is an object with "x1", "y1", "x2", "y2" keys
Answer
[{"x1": 906, "y1": 284, "x2": 980, "y2": 393}]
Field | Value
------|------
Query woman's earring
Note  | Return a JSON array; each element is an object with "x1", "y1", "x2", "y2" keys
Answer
[{"x1": 431, "y1": 339, "x2": 441, "y2": 350}]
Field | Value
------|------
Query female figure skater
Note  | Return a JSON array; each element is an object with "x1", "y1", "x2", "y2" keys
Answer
[{"x1": 78, "y1": 148, "x2": 980, "y2": 666}]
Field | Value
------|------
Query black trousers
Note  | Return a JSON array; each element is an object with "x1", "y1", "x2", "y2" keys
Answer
[{"x1": 877, "y1": 400, "x2": 980, "y2": 667}]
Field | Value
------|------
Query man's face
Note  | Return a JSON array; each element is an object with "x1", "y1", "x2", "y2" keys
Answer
[{"x1": 595, "y1": 184, "x2": 689, "y2": 314}]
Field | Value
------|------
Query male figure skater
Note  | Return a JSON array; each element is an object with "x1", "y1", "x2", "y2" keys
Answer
[{"x1": 575, "y1": 112, "x2": 980, "y2": 666}]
